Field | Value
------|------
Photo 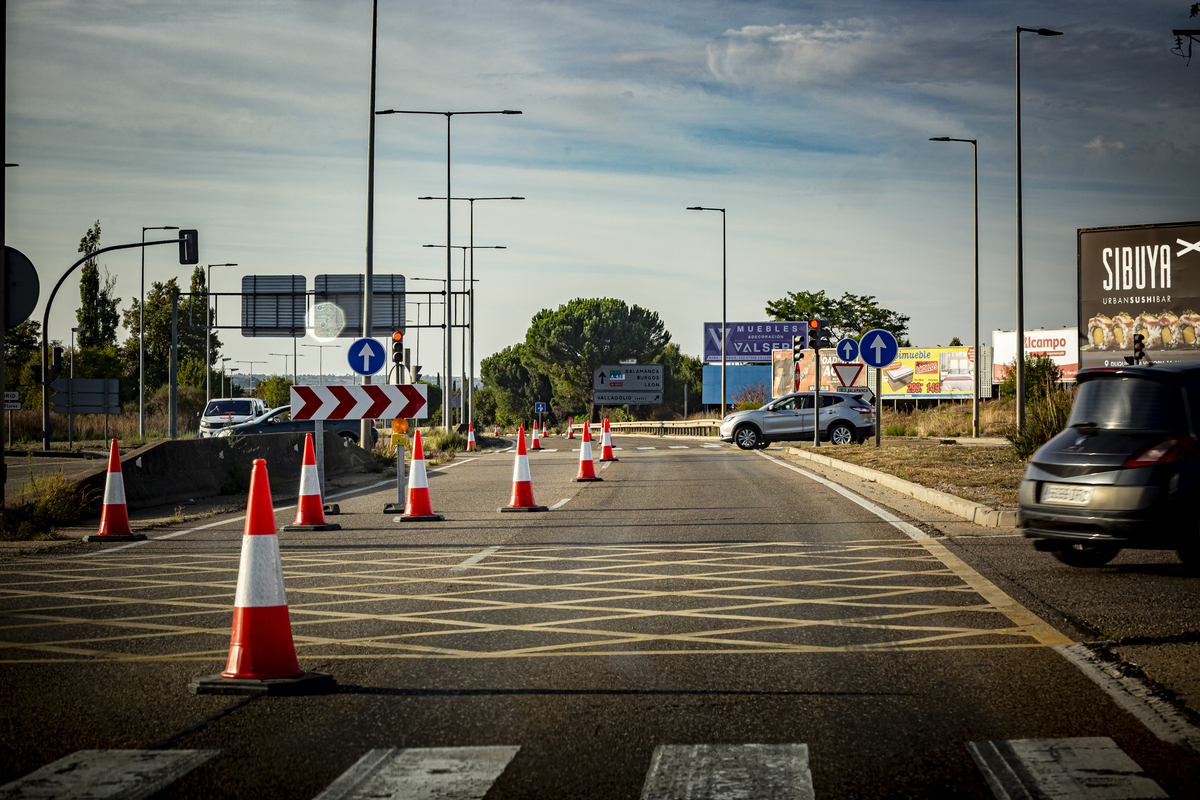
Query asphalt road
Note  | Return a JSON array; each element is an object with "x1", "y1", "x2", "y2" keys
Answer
[{"x1": 1, "y1": 436, "x2": 1197, "y2": 798}]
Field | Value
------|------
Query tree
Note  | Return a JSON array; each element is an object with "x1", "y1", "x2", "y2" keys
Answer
[
  {"x1": 120, "y1": 268, "x2": 219, "y2": 396},
  {"x1": 480, "y1": 343, "x2": 552, "y2": 425},
  {"x1": 523, "y1": 298, "x2": 671, "y2": 418},
  {"x1": 75, "y1": 221, "x2": 121, "y2": 349},
  {"x1": 948, "y1": 336, "x2": 963, "y2": 346},
  {"x1": 999, "y1": 355, "x2": 1061, "y2": 402},
  {"x1": 4, "y1": 319, "x2": 42, "y2": 408},
  {"x1": 765, "y1": 290, "x2": 910, "y2": 345},
  {"x1": 655, "y1": 343, "x2": 703, "y2": 419},
  {"x1": 253, "y1": 375, "x2": 293, "y2": 409}
]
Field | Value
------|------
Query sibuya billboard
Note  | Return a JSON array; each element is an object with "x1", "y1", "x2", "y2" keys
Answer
[{"x1": 1079, "y1": 221, "x2": 1200, "y2": 369}]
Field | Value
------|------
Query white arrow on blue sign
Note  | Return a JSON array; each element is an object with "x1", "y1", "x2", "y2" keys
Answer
[
  {"x1": 836, "y1": 338, "x2": 860, "y2": 362},
  {"x1": 348, "y1": 338, "x2": 386, "y2": 376},
  {"x1": 534, "y1": 402, "x2": 548, "y2": 413},
  {"x1": 860, "y1": 329, "x2": 899, "y2": 368}
]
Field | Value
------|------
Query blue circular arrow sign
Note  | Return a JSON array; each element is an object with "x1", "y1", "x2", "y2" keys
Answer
[
  {"x1": 348, "y1": 337, "x2": 386, "y2": 376},
  {"x1": 835, "y1": 337, "x2": 860, "y2": 362},
  {"x1": 860, "y1": 329, "x2": 899, "y2": 368}
]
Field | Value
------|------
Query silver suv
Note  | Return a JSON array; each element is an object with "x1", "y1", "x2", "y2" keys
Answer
[{"x1": 720, "y1": 391, "x2": 875, "y2": 449}]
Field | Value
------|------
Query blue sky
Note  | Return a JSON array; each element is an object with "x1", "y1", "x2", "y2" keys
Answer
[{"x1": 6, "y1": 0, "x2": 1199, "y2": 382}]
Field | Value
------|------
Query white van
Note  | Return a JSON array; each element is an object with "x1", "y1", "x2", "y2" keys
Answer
[{"x1": 198, "y1": 397, "x2": 268, "y2": 438}]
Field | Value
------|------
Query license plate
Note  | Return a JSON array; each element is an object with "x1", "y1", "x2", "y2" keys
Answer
[{"x1": 1041, "y1": 484, "x2": 1093, "y2": 506}]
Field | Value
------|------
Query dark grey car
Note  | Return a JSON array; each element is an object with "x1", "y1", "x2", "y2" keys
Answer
[
  {"x1": 1018, "y1": 362, "x2": 1200, "y2": 568},
  {"x1": 218, "y1": 407, "x2": 378, "y2": 446}
]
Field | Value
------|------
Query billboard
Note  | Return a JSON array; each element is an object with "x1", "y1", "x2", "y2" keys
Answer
[
  {"x1": 876, "y1": 346, "x2": 979, "y2": 400},
  {"x1": 1079, "y1": 221, "x2": 1200, "y2": 370},
  {"x1": 703, "y1": 321, "x2": 807, "y2": 363},
  {"x1": 992, "y1": 328, "x2": 1079, "y2": 382}
]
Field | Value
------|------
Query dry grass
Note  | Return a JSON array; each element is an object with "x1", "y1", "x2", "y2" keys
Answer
[
  {"x1": 809, "y1": 437, "x2": 1024, "y2": 509},
  {"x1": 879, "y1": 397, "x2": 1015, "y2": 438},
  {"x1": 5, "y1": 408, "x2": 194, "y2": 448}
]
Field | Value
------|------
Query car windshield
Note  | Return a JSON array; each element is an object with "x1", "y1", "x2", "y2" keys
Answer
[
  {"x1": 204, "y1": 400, "x2": 253, "y2": 416},
  {"x1": 1068, "y1": 377, "x2": 1188, "y2": 431}
]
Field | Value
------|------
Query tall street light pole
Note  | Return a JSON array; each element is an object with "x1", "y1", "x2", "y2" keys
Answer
[
  {"x1": 687, "y1": 206, "x2": 727, "y2": 417},
  {"x1": 929, "y1": 137, "x2": 979, "y2": 438},
  {"x1": 237, "y1": 361, "x2": 265, "y2": 394},
  {"x1": 205, "y1": 263, "x2": 237, "y2": 404},
  {"x1": 140, "y1": 225, "x2": 178, "y2": 437},
  {"x1": 419, "y1": 196, "x2": 524, "y2": 431},
  {"x1": 1015, "y1": 25, "x2": 1063, "y2": 429},
  {"x1": 375, "y1": 108, "x2": 522, "y2": 431},
  {"x1": 301, "y1": 344, "x2": 338, "y2": 385},
  {"x1": 268, "y1": 353, "x2": 304, "y2": 383}
]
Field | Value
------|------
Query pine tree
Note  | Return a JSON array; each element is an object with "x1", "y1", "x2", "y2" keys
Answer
[{"x1": 75, "y1": 220, "x2": 121, "y2": 349}]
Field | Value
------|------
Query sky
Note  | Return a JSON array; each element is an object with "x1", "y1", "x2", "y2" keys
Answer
[{"x1": 6, "y1": 0, "x2": 1200, "y2": 385}]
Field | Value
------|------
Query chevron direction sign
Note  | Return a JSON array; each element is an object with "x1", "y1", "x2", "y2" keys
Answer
[{"x1": 290, "y1": 384, "x2": 428, "y2": 420}]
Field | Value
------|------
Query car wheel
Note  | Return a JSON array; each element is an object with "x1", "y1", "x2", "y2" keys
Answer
[
  {"x1": 829, "y1": 423, "x2": 856, "y2": 446},
  {"x1": 338, "y1": 432, "x2": 358, "y2": 445},
  {"x1": 1052, "y1": 542, "x2": 1121, "y2": 568},
  {"x1": 734, "y1": 425, "x2": 760, "y2": 450}
]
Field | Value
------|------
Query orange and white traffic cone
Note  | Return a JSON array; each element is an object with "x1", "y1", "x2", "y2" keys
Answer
[
  {"x1": 500, "y1": 426, "x2": 547, "y2": 512},
  {"x1": 599, "y1": 417, "x2": 618, "y2": 461},
  {"x1": 573, "y1": 420, "x2": 602, "y2": 482},
  {"x1": 399, "y1": 429, "x2": 444, "y2": 521},
  {"x1": 494, "y1": 424, "x2": 500, "y2": 437},
  {"x1": 530, "y1": 420, "x2": 543, "y2": 451},
  {"x1": 84, "y1": 439, "x2": 145, "y2": 542},
  {"x1": 284, "y1": 433, "x2": 340, "y2": 531},
  {"x1": 190, "y1": 458, "x2": 335, "y2": 695},
  {"x1": 466, "y1": 422, "x2": 477, "y2": 452},
  {"x1": 567, "y1": 417, "x2": 575, "y2": 439}
]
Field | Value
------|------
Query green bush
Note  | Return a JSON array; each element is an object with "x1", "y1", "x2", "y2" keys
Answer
[
  {"x1": 2, "y1": 458, "x2": 98, "y2": 540},
  {"x1": 431, "y1": 429, "x2": 466, "y2": 453},
  {"x1": 1006, "y1": 385, "x2": 1077, "y2": 460},
  {"x1": 884, "y1": 423, "x2": 907, "y2": 436}
]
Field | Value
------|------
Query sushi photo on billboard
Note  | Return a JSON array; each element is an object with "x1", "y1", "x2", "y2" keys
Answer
[{"x1": 1079, "y1": 221, "x2": 1200, "y2": 369}]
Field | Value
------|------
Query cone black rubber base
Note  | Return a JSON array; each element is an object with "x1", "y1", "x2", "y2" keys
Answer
[
  {"x1": 83, "y1": 533, "x2": 147, "y2": 542},
  {"x1": 572, "y1": 477, "x2": 603, "y2": 482},
  {"x1": 282, "y1": 523, "x2": 342, "y2": 531},
  {"x1": 599, "y1": 458, "x2": 619, "y2": 462},
  {"x1": 383, "y1": 502, "x2": 404, "y2": 514},
  {"x1": 500, "y1": 505, "x2": 549, "y2": 513},
  {"x1": 323, "y1": 503, "x2": 341, "y2": 516},
  {"x1": 395, "y1": 513, "x2": 445, "y2": 522},
  {"x1": 189, "y1": 670, "x2": 336, "y2": 696}
]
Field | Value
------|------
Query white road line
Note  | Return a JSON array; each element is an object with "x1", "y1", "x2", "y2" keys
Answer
[
  {"x1": 601, "y1": 462, "x2": 612, "y2": 470},
  {"x1": 702, "y1": 444, "x2": 721, "y2": 448},
  {"x1": 549, "y1": 498, "x2": 571, "y2": 510},
  {"x1": 429, "y1": 457, "x2": 476, "y2": 472},
  {"x1": 755, "y1": 450, "x2": 929, "y2": 539},
  {"x1": 453, "y1": 545, "x2": 502, "y2": 570},
  {"x1": 539, "y1": 449, "x2": 559, "y2": 453},
  {"x1": 314, "y1": 746, "x2": 520, "y2": 800},
  {"x1": 640, "y1": 744, "x2": 814, "y2": 800},
  {"x1": 1054, "y1": 644, "x2": 1200, "y2": 753},
  {"x1": 668, "y1": 446, "x2": 688, "y2": 449},
  {"x1": 637, "y1": 447, "x2": 656, "y2": 450},
  {"x1": 966, "y1": 737, "x2": 1167, "y2": 800},
  {"x1": 0, "y1": 749, "x2": 219, "y2": 798}
]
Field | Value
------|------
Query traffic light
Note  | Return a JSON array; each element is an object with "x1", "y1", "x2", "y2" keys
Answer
[
  {"x1": 391, "y1": 331, "x2": 404, "y2": 364},
  {"x1": 808, "y1": 319, "x2": 832, "y2": 351},
  {"x1": 792, "y1": 334, "x2": 805, "y2": 361},
  {"x1": 1133, "y1": 333, "x2": 1145, "y2": 363},
  {"x1": 178, "y1": 230, "x2": 199, "y2": 265},
  {"x1": 412, "y1": 366, "x2": 422, "y2": 383}
]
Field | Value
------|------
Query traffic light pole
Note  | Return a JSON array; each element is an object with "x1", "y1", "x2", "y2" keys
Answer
[{"x1": 813, "y1": 348, "x2": 821, "y2": 448}]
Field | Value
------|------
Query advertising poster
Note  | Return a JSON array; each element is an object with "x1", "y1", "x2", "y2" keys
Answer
[
  {"x1": 703, "y1": 321, "x2": 808, "y2": 363},
  {"x1": 1079, "y1": 221, "x2": 1200, "y2": 369},
  {"x1": 992, "y1": 328, "x2": 1079, "y2": 382},
  {"x1": 878, "y1": 346, "x2": 977, "y2": 399},
  {"x1": 792, "y1": 349, "x2": 869, "y2": 394},
  {"x1": 771, "y1": 350, "x2": 794, "y2": 398}
]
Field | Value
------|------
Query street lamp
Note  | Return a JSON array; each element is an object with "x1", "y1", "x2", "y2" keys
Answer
[
  {"x1": 929, "y1": 136, "x2": 979, "y2": 438},
  {"x1": 268, "y1": 353, "x2": 304, "y2": 384},
  {"x1": 140, "y1": 225, "x2": 178, "y2": 436},
  {"x1": 237, "y1": 360, "x2": 265, "y2": 393},
  {"x1": 376, "y1": 107, "x2": 522, "y2": 431},
  {"x1": 423, "y1": 243, "x2": 502, "y2": 426},
  {"x1": 301, "y1": 344, "x2": 339, "y2": 385},
  {"x1": 687, "y1": 206, "x2": 727, "y2": 417},
  {"x1": 225, "y1": 367, "x2": 239, "y2": 398},
  {"x1": 419, "y1": 196, "x2": 523, "y2": 430},
  {"x1": 205, "y1": 263, "x2": 237, "y2": 403},
  {"x1": 220, "y1": 357, "x2": 232, "y2": 399},
  {"x1": 1015, "y1": 25, "x2": 1063, "y2": 429}
]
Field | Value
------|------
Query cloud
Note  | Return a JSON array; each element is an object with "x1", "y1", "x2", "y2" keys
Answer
[{"x1": 706, "y1": 20, "x2": 880, "y2": 86}]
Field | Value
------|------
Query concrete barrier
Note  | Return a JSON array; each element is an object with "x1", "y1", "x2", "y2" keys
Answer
[{"x1": 45, "y1": 432, "x2": 374, "y2": 512}]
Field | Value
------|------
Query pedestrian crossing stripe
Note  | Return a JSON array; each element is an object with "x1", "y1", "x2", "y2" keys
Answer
[{"x1": 1, "y1": 739, "x2": 1166, "y2": 799}]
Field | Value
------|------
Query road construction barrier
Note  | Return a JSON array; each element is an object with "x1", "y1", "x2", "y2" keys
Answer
[
  {"x1": 284, "y1": 433, "x2": 340, "y2": 532},
  {"x1": 83, "y1": 438, "x2": 145, "y2": 543},
  {"x1": 398, "y1": 429, "x2": 444, "y2": 522},
  {"x1": 501, "y1": 426, "x2": 547, "y2": 512},
  {"x1": 572, "y1": 421, "x2": 602, "y2": 482}
]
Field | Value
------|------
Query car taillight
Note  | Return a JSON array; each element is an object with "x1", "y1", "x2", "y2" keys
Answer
[{"x1": 1123, "y1": 436, "x2": 1200, "y2": 468}]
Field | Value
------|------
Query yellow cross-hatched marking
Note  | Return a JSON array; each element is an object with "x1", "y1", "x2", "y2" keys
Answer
[{"x1": 0, "y1": 540, "x2": 1069, "y2": 664}]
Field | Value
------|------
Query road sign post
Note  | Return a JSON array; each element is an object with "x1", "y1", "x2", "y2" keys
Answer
[{"x1": 860, "y1": 329, "x2": 899, "y2": 449}]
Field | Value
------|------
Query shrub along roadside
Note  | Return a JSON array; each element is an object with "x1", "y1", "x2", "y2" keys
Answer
[
  {"x1": 1006, "y1": 385, "x2": 1076, "y2": 460},
  {"x1": 2, "y1": 457, "x2": 98, "y2": 540}
]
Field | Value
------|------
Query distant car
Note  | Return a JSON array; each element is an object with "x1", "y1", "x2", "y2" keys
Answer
[
  {"x1": 198, "y1": 398, "x2": 268, "y2": 438},
  {"x1": 719, "y1": 391, "x2": 876, "y2": 449},
  {"x1": 217, "y1": 406, "x2": 378, "y2": 446},
  {"x1": 1018, "y1": 361, "x2": 1200, "y2": 568}
]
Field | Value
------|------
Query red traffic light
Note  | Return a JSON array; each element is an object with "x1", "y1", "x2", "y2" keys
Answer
[
  {"x1": 808, "y1": 319, "x2": 821, "y2": 330},
  {"x1": 392, "y1": 331, "x2": 403, "y2": 342}
]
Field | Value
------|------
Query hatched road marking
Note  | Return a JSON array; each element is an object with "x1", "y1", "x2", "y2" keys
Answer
[
  {"x1": 966, "y1": 737, "x2": 1167, "y2": 799},
  {"x1": 0, "y1": 749, "x2": 218, "y2": 798},
  {"x1": 641, "y1": 744, "x2": 814, "y2": 800},
  {"x1": 313, "y1": 746, "x2": 520, "y2": 800}
]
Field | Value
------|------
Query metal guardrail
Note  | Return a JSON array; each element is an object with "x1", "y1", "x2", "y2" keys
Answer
[{"x1": 569, "y1": 420, "x2": 722, "y2": 437}]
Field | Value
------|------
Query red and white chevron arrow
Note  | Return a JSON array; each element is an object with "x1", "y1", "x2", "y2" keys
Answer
[{"x1": 290, "y1": 385, "x2": 428, "y2": 420}]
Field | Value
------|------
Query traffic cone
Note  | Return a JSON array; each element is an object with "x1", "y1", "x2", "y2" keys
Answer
[
  {"x1": 495, "y1": 424, "x2": 500, "y2": 437},
  {"x1": 398, "y1": 429, "x2": 444, "y2": 521},
  {"x1": 500, "y1": 426, "x2": 547, "y2": 512},
  {"x1": 84, "y1": 439, "x2": 145, "y2": 542},
  {"x1": 531, "y1": 420, "x2": 543, "y2": 451},
  {"x1": 599, "y1": 417, "x2": 618, "y2": 461},
  {"x1": 284, "y1": 433, "x2": 341, "y2": 532},
  {"x1": 466, "y1": 422, "x2": 477, "y2": 451},
  {"x1": 567, "y1": 417, "x2": 575, "y2": 439},
  {"x1": 190, "y1": 458, "x2": 335, "y2": 695},
  {"x1": 572, "y1": 421, "x2": 602, "y2": 482}
]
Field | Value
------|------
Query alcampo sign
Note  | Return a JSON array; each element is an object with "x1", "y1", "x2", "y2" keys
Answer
[{"x1": 1080, "y1": 221, "x2": 1200, "y2": 369}]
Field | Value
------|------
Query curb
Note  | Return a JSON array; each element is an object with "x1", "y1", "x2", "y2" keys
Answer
[{"x1": 784, "y1": 446, "x2": 1018, "y2": 530}]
